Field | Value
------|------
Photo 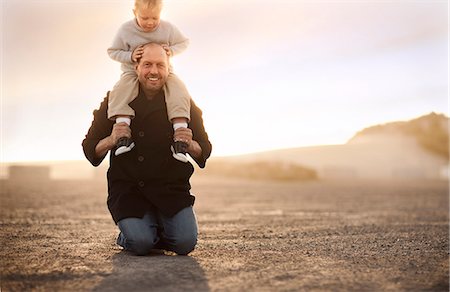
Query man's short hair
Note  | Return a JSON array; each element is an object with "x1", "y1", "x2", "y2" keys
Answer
[{"x1": 135, "y1": 43, "x2": 169, "y2": 64}]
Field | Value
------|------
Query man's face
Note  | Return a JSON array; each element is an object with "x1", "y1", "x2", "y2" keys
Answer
[{"x1": 136, "y1": 45, "x2": 169, "y2": 93}]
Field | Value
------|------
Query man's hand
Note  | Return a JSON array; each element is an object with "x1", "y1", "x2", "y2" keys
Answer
[
  {"x1": 94, "y1": 122, "x2": 131, "y2": 158},
  {"x1": 132, "y1": 45, "x2": 144, "y2": 62},
  {"x1": 111, "y1": 122, "x2": 132, "y2": 144},
  {"x1": 174, "y1": 128, "x2": 202, "y2": 159}
]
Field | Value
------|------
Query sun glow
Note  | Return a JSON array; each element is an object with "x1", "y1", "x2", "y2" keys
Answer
[{"x1": 1, "y1": 1, "x2": 448, "y2": 163}]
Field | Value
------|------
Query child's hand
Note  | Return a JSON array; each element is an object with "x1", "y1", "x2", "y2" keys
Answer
[
  {"x1": 161, "y1": 44, "x2": 171, "y2": 56},
  {"x1": 131, "y1": 45, "x2": 144, "y2": 63}
]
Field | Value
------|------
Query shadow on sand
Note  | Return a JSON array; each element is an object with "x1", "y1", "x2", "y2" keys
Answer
[{"x1": 93, "y1": 251, "x2": 210, "y2": 291}]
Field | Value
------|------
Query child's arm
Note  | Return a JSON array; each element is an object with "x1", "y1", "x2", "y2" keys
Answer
[
  {"x1": 107, "y1": 24, "x2": 134, "y2": 64},
  {"x1": 165, "y1": 22, "x2": 190, "y2": 57}
]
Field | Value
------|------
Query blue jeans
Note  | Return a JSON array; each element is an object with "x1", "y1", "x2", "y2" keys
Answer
[{"x1": 117, "y1": 206, "x2": 198, "y2": 256}]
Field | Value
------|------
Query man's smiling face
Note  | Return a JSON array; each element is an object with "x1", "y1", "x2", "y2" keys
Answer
[{"x1": 136, "y1": 44, "x2": 169, "y2": 94}]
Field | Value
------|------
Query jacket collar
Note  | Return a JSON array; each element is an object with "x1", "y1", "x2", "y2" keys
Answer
[{"x1": 129, "y1": 87, "x2": 166, "y2": 121}]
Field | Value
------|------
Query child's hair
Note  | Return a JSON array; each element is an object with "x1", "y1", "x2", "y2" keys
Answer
[{"x1": 134, "y1": 0, "x2": 163, "y2": 10}]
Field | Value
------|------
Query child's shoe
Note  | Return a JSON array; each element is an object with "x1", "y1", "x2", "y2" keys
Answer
[
  {"x1": 171, "y1": 141, "x2": 189, "y2": 163},
  {"x1": 115, "y1": 137, "x2": 135, "y2": 156}
]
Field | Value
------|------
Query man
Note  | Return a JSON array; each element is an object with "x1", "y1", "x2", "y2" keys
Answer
[{"x1": 82, "y1": 43, "x2": 212, "y2": 256}]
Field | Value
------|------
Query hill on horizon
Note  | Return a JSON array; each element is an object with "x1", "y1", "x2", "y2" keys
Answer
[
  {"x1": 210, "y1": 112, "x2": 449, "y2": 181},
  {"x1": 2, "y1": 112, "x2": 448, "y2": 181},
  {"x1": 349, "y1": 112, "x2": 448, "y2": 159}
]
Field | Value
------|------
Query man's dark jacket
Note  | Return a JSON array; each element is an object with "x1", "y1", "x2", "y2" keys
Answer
[{"x1": 82, "y1": 89, "x2": 212, "y2": 223}]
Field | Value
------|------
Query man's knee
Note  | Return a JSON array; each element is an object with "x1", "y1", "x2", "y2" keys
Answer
[
  {"x1": 127, "y1": 237, "x2": 155, "y2": 256},
  {"x1": 171, "y1": 232, "x2": 197, "y2": 255}
]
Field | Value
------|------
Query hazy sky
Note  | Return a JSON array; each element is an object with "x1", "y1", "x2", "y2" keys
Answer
[{"x1": 1, "y1": 0, "x2": 448, "y2": 162}]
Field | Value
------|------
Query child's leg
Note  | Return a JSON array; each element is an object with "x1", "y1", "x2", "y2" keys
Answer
[
  {"x1": 114, "y1": 116, "x2": 135, "y2": 156},
  {"x1": 172, "y1": 117, "x2": 188, "y2": 131},
  {"x1": 164, "y1": 73, "x2": 192, "y2": 163},
  {"x1": 164, "y1": 73, "x2": 191, "y2": 124},
  {"x1": 109, "y1": 71, "x2": 139, "y2": 156},
  {"x1": 108, "y1": 71, "x2": 139, "y2": 120}
]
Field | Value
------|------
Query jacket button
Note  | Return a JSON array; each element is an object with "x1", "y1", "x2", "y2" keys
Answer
[
  {"x1": 138, "y1": 156, "x2": 145, "y2": 162},
  {"x1": 138, "y1": 131, "x2": 144, "y2": 137},
  {"x1": 138, "y1": 181, "x2": 145, "y2": 187}
]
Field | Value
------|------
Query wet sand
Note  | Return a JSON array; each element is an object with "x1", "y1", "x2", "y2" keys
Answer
[{"x1": 1, "y1": 176, "x2": 448, "y2": 291}]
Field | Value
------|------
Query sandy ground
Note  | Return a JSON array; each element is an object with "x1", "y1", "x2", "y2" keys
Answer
[{"x1": 1, "y1": 175, "x2": 449, "y2": 291}]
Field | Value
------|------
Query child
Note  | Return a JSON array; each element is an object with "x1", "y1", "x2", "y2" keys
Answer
[{"x1": 107, "y1": 0, "x2": 191, "y2": 162}]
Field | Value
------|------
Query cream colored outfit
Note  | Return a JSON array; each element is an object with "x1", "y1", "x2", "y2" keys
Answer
[{"x1": 107, "y1": 19, "x2": 190, "y2": 121}]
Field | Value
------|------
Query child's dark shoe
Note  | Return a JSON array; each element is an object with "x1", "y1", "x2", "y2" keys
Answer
[
  {"x1": 115, "y1": 137, "x2": 135, "y2": 156},
  {"x1": 171, "y1": 141, "x2": 189, "y2": 163}
]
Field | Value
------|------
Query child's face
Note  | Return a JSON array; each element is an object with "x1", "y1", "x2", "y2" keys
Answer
[{"x1": 134, "y1": 5, "x2": 161, "y2": 32}]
